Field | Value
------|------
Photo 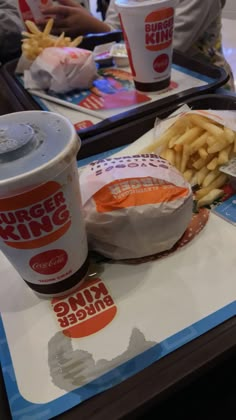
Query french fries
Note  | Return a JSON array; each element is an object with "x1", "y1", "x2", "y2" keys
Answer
[
  {"x1": 199, "y1": 146, "x2": 208, "y2": 160},
  {"x1": 21, "y1": 18, "x2": 83, "y2": 60},
  {"x1": 140, "y1": 113, "x2": 236, "y2": 207},
  {"x1": 197, "y1": 189, "x2": 224, "y2": 208}
]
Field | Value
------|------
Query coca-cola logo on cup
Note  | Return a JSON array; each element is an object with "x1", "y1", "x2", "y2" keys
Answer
[
  {"x1": 30, "y1": 249, "x2": 68, "y2": 275},
  {"x1": 153, "y1": 54, "x2": 169, "y2": 73}
]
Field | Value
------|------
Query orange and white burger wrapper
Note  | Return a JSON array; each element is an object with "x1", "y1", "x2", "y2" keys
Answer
[
  {"x1": 24, "y1": 47, "x2": 98, "y2": 93},
  {"x1": 80, "y1": 155, "x2": 193, "y2": 260}
]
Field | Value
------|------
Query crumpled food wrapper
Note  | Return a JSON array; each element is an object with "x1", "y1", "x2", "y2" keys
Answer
[
  {"x1": 23, "y1": 47, "x2": 98, "y2": 93},
  {"x1": 80, "y1": 154, "x2": 193, "y2": 260}
]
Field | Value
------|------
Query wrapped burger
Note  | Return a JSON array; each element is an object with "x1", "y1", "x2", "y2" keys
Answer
[
  {"x1": 17, "y1": 19, "x2": 98, "y2": 93},
  {"x1": 24, "y1": 47, "x2": 98, "y2": 93},
  {"x1": 80, "y1": 154, "x2": 193, "y2": 260}
]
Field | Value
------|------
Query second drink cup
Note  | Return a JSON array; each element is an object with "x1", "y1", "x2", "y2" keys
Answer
[
  {"x1": 115, "y1": 0, "x2": 177, "y2": 92},
  {"x1": 0, "y1": 111, "x2": 89, "y2": 298}
]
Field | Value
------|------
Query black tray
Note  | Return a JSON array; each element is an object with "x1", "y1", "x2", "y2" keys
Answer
[
  {"x1": 2, "y1": 49, "x2": 228, "y2": 115},
  {"x1": 0, "y1": 92, "x2": 236, "y2": 420},
  {"x1": 76, "y1": 93, "x2": 236, "y2": 159},
  {"x1": 1, "y1": 32, "x2": 229, "y2": 149}
]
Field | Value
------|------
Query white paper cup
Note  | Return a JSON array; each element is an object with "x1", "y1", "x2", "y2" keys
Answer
[
  {"x1": 0, "y1": 111, "x2": 89, "y2": 297},
  {"x1": 115, "y1": 0, "x2": 177, "y2": 92},
  {"x1": 18, "y1": 0, "x2": 53, "y2": 23}
]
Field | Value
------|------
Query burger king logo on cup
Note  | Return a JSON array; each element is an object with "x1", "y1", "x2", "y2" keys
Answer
[
  {"x1": 145, "y1": 8, "x2": 174, "y2": 52},
  {"x1": 0, "y1": 181, "x2": 71, "y2": 250},
  {"x1": 51, "y1": 278, "x2": 117, "y2": 338}
]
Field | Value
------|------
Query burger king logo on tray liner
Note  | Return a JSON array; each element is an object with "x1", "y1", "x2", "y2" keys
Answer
[
  {"x1": 145, "y1": 8, "x2": 174, "y2": 51},
  {"x1": 0, "y1": 181, "x2": 71, "y2": 249},
  {"x1": 51, "y1": 278, "x2": 117, "y2": 338}
]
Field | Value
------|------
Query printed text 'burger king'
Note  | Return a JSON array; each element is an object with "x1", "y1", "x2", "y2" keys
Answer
[
  {"x1": 145, "y1": 8, "x2": 174, "y2": 51},
  {"x1": 51, "y1": 278, "x2": 117, "y2": 338},
  {"x1": 0, "y1": 181, "x2": 71, "y2": 249}
]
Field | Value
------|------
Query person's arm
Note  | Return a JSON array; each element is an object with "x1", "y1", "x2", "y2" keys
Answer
[
  {"x1": 173, "y1": 0, "x2": 220, "y2": 53},
  {"x1": 42, "y1": 0, "x2": 111, "y2": 37},
  {"x1": 0, "y1": 0, "x2": 23, "y2": 63}
]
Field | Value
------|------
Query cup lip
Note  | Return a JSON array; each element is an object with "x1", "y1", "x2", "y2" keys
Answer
[{"x1": 0, "y1": 111, "x2": 80, "y2": 196}]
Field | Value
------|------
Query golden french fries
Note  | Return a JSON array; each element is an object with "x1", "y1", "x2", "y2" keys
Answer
[
  {"x1": 207, "y1": 157, "x2": 219, "y2": 171},
  {"x1": 188, "y1": 114, "x2": 224, "y2": 138},
  {"x1": 198, "y1": 147, "x2": 208, "y2": 160},
  {"x1": 173, "y1": 126, "x2": 203, "y2": 146},
  {"x1": 195, "y1": 186, "x2": 213, "y2": 200},
  {"x1": 21, "y1": 18, "x2": 83, "y2": 60},
  {"x1": 206, "y1": 136, "x2": 217, "y2": 146},
  {"x1": 190, "y1": 132, "x2": 208, "y2": 154},
  {"x1": 196, "y1": 166, "x2": 209, "y2": 185},
  {"x1": 197, "y1": 189, "x2": 224, "y2": 209},
  {"x1": 208, "y1": 173, "x2": 228, "y2": 190},
  {"x1": 180, "y1": 144, "x2": 190, "y2": 173},
  {"x1": 218, "y1": 145, "x2": 232, "y2": 165},
  {"x1": 183, "y1": 169, "x2": 193, "y2": 182},
  {"x1": 223, "y1": 127, "x2": 235, "y2": 144},
  {"x1": 140, "y1": 113, "x2": 236, "y2": 207},
  {"x1": 207, "y1": 139, "x2": 228, "y2": 154},
  {"x1": 202, "y1": 169, "x2": 220, "y2": 188},
  {"x1": 175, "y1": 151, "x2": 182, "y2": 171},
  {"x1": 165, "y1": 148, "x2": 175, "y2": 166}
]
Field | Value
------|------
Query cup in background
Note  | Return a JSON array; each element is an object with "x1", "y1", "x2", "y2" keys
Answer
[
  {"x1": 18, "y1": 0, "x2": 53, "y2": 23},
  {"x1": 115, "y1": 0, "x2": 177, "y2": 92}
]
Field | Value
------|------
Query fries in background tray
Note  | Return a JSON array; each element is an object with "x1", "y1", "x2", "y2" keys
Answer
[
  {"x1": 21, "y1": 19, "x2": 83, "y2": 60},
  {"x1": 141, "y1": 113, "x2": 236, "y2": 208}
]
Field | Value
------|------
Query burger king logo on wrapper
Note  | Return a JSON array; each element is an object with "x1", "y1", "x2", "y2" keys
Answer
[
  {"x1": 145, "y1": 8, "x2": 174, "y2": 51},
  {"x1": 51, "y1": 278, "x2": 117, "y2": 338},
  {"x1": 0, "y1": 181, "x2": 71, "y2": 249}
]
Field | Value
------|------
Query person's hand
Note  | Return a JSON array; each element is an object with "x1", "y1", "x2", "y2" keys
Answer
[
  {"x1": 40, "y1": 0, "x2": 90, "y2": 36},
  {"x1": 40, "y1": 0, "x2": 109, "y2": 37}
]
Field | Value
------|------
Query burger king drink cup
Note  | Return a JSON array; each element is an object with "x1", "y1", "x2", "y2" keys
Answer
[
  {"x1": 0, "y1": 111, "x2": 89, "y2": 297},
  {"x1": 115, "y1": 0, "x2": 177, "y2": 92},
  {"x1": 18, "y1": 0, "x2": 53, "y2": 23}
]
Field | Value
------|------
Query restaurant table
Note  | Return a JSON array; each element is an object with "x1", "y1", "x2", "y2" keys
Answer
[
  {"x1": 0, "y1": 64, "x2": 235, "y2": 420},
  {"x1": 0, "y1": 318, "x2": 235, "y2": 419}
]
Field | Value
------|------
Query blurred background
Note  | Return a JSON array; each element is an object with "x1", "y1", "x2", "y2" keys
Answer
[
  {"x1": 222, "y1": 0, "x2": 236, "y2": 89},
  {"x1": 89, "y1": 0, "x2": 236, "y2": 91}
]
